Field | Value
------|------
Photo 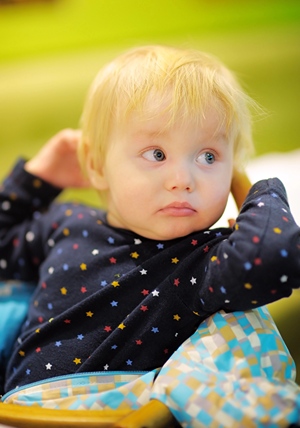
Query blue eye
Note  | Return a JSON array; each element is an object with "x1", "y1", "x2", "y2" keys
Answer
[
  {"x1": 197, "y1": 152, "x2": 215, "y2": 165},
  {"x1": 142, "y1": 149, "x2": 166, "y2": 162},
  {"x1": 205, "y1": 152, "x2": 215, "y2": 164}
]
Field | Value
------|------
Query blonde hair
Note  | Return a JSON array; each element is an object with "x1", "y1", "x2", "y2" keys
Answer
[{"x1": 79, "y1": 45, "x2": 255, "y2": 193}]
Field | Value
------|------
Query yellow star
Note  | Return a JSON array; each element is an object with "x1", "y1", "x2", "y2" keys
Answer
[
  {"x1": 80, "y1": 263, "x2": 87, "y2": 271},
  {"x1": 19, "y1": 350, "x2": 25, "y2": 357},
  {"x1": 118, "y1": 323, "x2": 126, "y2": 330},
  {"x1": 130, "y1": 252, "x2": 139, "y2": 259},
  {"x1": 171, "y1": 257, "x2": 179, "y2": 264},
  {"x1": 210, "y1": 256, "x2": 218, "y2": 262},
  {"x1": 65, "y1": 209, "x2": 73, "y2": 216},
  {"x1": 60, "y1": 287, "x2": 67, "y2": 295},
  {"x1": 35, "y1": 328, "x2": 40, "y2": 333},
  {"x1": 273, "y1": 227, "x2": 282, "y2": 234},
  {"x1": 63, "y1": 228, "x2": 70, "y2": 236},
  {"x1": 73, "y1": 358, "x2": 81, "y2": 365},
  {"x1": 244, "y1": 283, "x2": 252, "y2": 289},
  {"x1": 33, "y1": 179, "x2": 42, "y2": 188},
  {"x1": 111, "y1": 281, "x2": 120, "y2": 287},
  {"x1": 173, "y1": 314, "x2": 181, "y2": 321},
  {"x1": 86, "y1": 311, "x2": 94, "y2": 317},
  {"x1": 48, "y1": 318, "x2": 54, "y2": 323}
]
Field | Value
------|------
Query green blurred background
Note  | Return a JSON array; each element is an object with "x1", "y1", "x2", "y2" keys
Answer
[{"x1": 0, "y1": 0, "x2": 299, "y2": 382}]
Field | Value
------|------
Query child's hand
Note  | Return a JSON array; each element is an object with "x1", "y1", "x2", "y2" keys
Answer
[
  {"x1": 231, "y1": 168, "x2": 252, "y2": 210},
  {"x1": 25, "y1": 129, "x2": 90, "y2": 189}
]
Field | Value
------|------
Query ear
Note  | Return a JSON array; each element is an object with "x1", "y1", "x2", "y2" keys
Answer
[{"x1": 85, "y1": 150, "x2": 109, "y2": 191}]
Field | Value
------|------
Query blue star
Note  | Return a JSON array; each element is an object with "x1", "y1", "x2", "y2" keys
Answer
[
  {"x1": 220, "y1": 286, "x2": 227, "y2": 294},
  {"x1": 271, "y1": 192, "x2": 278, "y2": 198},
  {"x1": 82, "y1": 230, "x2": 89, "y2": 237},
  {"x1": 47, "y1": 303, "x2": 53, "y2": 310},
  {"x1": 63, "y1": 264, "x2": 69, "y2": 271},
  {"x1": 110, "y1": 300, "x2": 118, "y2": 307},
  {"x1": 55, "y1": 341, "x2": 62, "y2": 347},
  {"x1": 157, "y1": 243, "x2": 164, "y2": 250},
  {"x1": 215, "y1": 232, "x2": 223, "y2": 237},
  {"x1": 280, "y1": 249, "x2": 288, "y2": 257},
  {"x1": 26, "y1": 369, "x2": 31, "y2": 375},
  {"x1": 77, "y1": 334, "x2": 84, "y2": 340},
  {"x1": 108, "y1": 237, "x2": 115, "y2": 244},
  {"x1": 126, "y1": 359, "x2": 133, "y2": 366},
  {"x1": 111, "y1": 344, "x2": 118, "y2": 350},
  {"x1": 101, "y1": 280, "x2": 107, "y2": 287},
  {"x1": 151, "y1": 327, "x2": 159, "y2": 333},
  {"x1": 244, "y1": 262, "x2": 252, "y2": 271}
]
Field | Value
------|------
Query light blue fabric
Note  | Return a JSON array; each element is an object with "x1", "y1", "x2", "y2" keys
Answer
[{"x1": 0, "y1": 281, "x2": 34, "y2": 369}]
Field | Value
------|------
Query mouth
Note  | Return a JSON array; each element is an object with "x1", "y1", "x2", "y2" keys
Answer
[{"x1": 159, "y1": 202, "x2": 196, "y2": 217}]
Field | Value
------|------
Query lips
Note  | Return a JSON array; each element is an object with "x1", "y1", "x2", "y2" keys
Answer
[{"x1": 159, "y1": 202, "x2": 196, "y2": 216}]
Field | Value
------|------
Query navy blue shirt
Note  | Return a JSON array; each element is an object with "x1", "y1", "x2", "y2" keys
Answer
[{"x1": 1, "y1": 160, "x2": 299, "y2": 392}]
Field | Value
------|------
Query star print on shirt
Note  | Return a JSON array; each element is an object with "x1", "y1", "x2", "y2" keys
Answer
[
  {"x1": 45, "y1": 363, "x2": 52, "y2": 370},
  {"x1": 152, "y1": 290, "x2": 159, "y2": 297},
  {"x1": 130, "y1": 252, "x2": 139, "y2": 259},
  {"x1": 86, "y1": 311, "x2": 94, "y2": 317}
]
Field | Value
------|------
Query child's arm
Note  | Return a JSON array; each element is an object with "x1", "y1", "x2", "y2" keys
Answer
[
  {"x1": 25, "y1": 129, "x2": 90, "y2": 189},
  {"x1": 198, "y1": 177, "x2": 300, "y2": 313},
  {"x1": 0, "y1": 129, "x2": 88, "y2": 280}
]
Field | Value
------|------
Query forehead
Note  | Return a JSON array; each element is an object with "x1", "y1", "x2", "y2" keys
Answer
[{"x1": 117, "y1": 89, "x2": 227, "y2": 138}]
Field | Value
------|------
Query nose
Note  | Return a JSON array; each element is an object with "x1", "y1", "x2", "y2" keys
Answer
[{"x1": 164, "y1": 161, "x2": 194, "y2": 192}]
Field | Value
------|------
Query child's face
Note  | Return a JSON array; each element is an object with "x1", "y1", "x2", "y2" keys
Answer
[{"x1": 99, "y1": 104, "x2": 234, "y2": 240}]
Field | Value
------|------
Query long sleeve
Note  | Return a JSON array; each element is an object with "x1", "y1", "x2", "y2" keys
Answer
[
  {"x1": 0, "y1": 159, "x2": 62, "y2": 281},
  {"x1": 198, "y1": 178, "x2": 300, "y2": 312}
]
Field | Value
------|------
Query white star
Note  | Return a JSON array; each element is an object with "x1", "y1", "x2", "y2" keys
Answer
[
  {"x1": 152, "y1": 290, "x2": 160, "y2": 297},
  {"x1": 26, "y1": 231, "x2": 35, "y2": 242},
  {"x1": 134, "y1": 239, "x2": 142, "y2": 245},
  {"x1": 47, "y1": 238, "x2": 55, "y2": 247},
  {"x1": 46, "y1": 363, "x2": 52, "y2": 370},
  {"x1": 104, "y1": 364, "x2": 109, "y2": 370},
  {"x1": 140, "y1": 269, "x2": 147, "y2": 275},
  {"x1": 92, "y1": 249, "x2": 99, "y2": 255},
  {"x1": 190, "y1": 277, "x2": 197, "y2": 285},
  {"x1": 257, "y1": 202, "x2": 265, "y2": 207},
  {"x1": 280, "y1": 275, "x2": 288, "y2": 283}
]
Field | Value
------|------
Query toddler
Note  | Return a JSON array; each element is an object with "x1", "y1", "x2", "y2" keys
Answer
[{"x1": 0, "y1": 45, "x2": 299, "y2": 393}]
